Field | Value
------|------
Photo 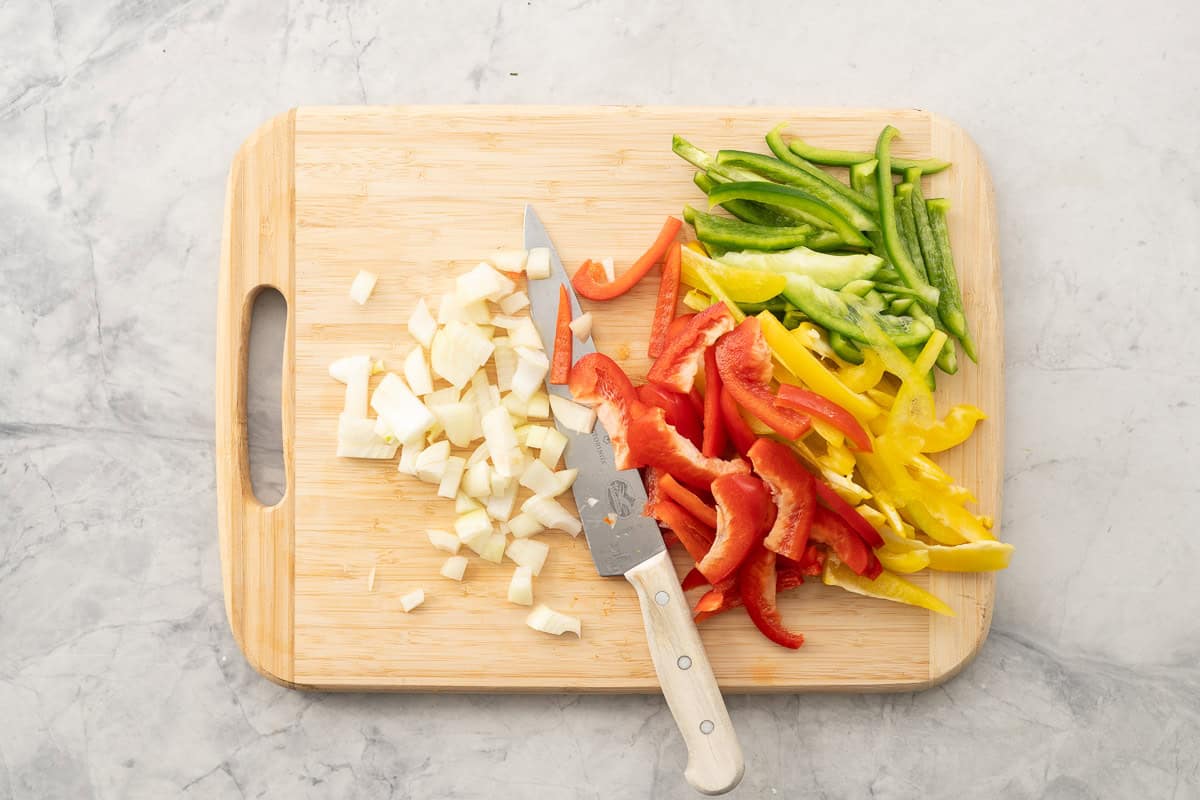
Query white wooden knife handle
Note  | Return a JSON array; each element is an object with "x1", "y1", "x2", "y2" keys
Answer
[{"x1": 625, "y1": 550, "x2": 744, "y2": 795}]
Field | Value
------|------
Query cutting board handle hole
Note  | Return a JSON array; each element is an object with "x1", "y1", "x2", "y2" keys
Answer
[{"x1": 246, "y1": 287, "x2": 286, "y2": 506}]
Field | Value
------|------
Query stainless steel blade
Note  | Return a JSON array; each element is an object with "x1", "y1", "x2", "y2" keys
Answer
[{"x1": 524, "y1": 204, "x2": 665, "y2": 577}]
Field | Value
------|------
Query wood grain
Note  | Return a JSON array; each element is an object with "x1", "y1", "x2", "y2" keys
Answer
[{"x1": 217, "y1": 106, "x2": 1003, "y2": 692}]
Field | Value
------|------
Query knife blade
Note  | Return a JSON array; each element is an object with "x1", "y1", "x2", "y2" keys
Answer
[{"x1": 524, "y1": 205, "x2": 744, "y2": 796}]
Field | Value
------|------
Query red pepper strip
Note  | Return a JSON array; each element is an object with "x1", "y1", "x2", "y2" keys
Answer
[
  {"x1": 647, "y1": 498, "x2": 715, "y2": 563},
  {"x1": 697, "y1": 474, "x2": 773, "y2": 584},
  {"x1": 747, "y1": 438, "x2": 817, "y2": 561},
  {"x1": 643, "y1": 466, "x2": 667, "y2": 509},
  {"x1": 572, "y1": 216, "x2": 683, "y2": 301},
  {"x1": 637, "y1": 383, "x2": 704, "y2": 450},
  {"x1": 809, "y1": 506, "x2": 883, "y2": 579},
  {"x1": 681, "y1": 567, "x2": 709, "y2": 591},
  {"x1": 694, "y1": 569, "x2": 805, "y2": 622},
  {"x1": 715, "y1": 317, "x2": 811, "y2": 440},
  {"x1": 692, "y1": 577, "x2": 737, "y2": 620},
  {"x1": 738, "y1": 542, "x2": 805, "y2": 649},
  {"x1": 687, "y1": 388, "x2": 705, "y2": 419},
  {"x1": 794, "y1": 543, "x2": 827, "y2": 576},
  {"x1": 667, "y1": 313, "x2": 696, "y2": 341},
  {"x1": 629, "y1": 404, "x2": 749, "y2": 491},
  {"x1": 718, "y1": 386, "x2": 758, "y2": 457},
  {"x1": 550, "y1": 284, "x2": 572, "y2": 384},
  {"x1": 647, "y1": 242, "x2": 682, "y2": 358},
  {"x1": 701, "y1": 347, "x2": 727, "y2": 458},
  {"x1": 646, "y1": 302, "x2": 736, "y2": 394},
  {"x1": 775, "y1": 384, "x2": 872, "y2": 451},
  {"x1": 659, "y1": 473, "x2": 719, "y2": 529},
  {"x1": 813, "y1": 480, "x2": 885, "y2": 549},
  {"x1": 568, "y1": 353, "x2": 640, "y2": 469},
  {"x1": 662, "y1": 530, "x2": 680, "y2": 548}
]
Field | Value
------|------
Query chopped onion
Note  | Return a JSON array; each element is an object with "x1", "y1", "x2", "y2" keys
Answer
[
  {"x1": 455, "y1": 492, "x2": 482, "y2": 513},
  {"x1": 431, "y1": 401, "x2": 475, "y2": 448},
  {"x1": 437, "y1": 456, "x2": 466, "y2": 499},
  {"x1": 519, "y1": 459, "x2": 561, "y2": 497},
  {"x1": 482, "y1": 406, "x2": 521, "y2": 477},
  {"x1": 489, "y1": 314, "x2": 525, "y2": 330},
  {"x1": 455, "y1": 509, "x2": 493, "y2": 548},
  {"x1": 522, "y1": 495, "x2": 583, "y2": 536},
  {"x1": 554, "y1": 468, "x2": 579, "y2": 495},
  {"x1": 508, "y1": 318, "x2": 544, "y2": 350},
  {"x1": 511, "y1": 346, "x2": 549, "y2": 401},
  {"x1": 586, "y1": 497, "x2": 599, "y2": 507},
  {"x1": 471, "y1": 371, "x2": 498, "y2": 416},
  {"x1": 370, "y1": 373, "x2": 435, "y2": 443},
  {"x1": 462, "y1": 461, "x2": 491, "y2": 498},
  {"x1": 407, "y1": 298, "x2": 437, "y2": 348},
  {"x1": 466, "y1": 441, "x2": 490, "y2": 467},
  {"x1": 526, "y1": 604, "x2": 580, "y2": 637},
  {"x1": 539, "y1": 427, "x2": 568, "y2": 468},
  {"x1": 506, "y1": 538, "x2": 549, "y2": 576},
  {"x1": 493, "y1": 339, "x2": 517, "y2": 392},
  {"x1": 397, "y1": 438, "x2": 421, "y2": 475},
  {"x1": 349, "y1": 270, "x2": 378, "y2": 305},
  {"x1": 526, "y1": 247, "x2": 551, "y2": 279},
  {"x1": 400, "y1": 589, "x2": 425, "y2": 613},
  {"x1": 549, "y1": 395, "x2": 596, "y2": 434},
  {"x1": 426, "y1": 422, "x2": 444, "y2": 444},
  {"x1": 477, "y1": 532, "x2": 507, "y2": 564},
  {"x1": 501, "y1": 392, "x2": 528, "y2": 422},
  {"x1": 507, "y1": 565, "x2": 534, "y2": 606},
  {"x1": 336, "y1": 356, "x2": 371, "y2": 419},
  {"x1": 508, "y1": 512, "x2": 545, "y2": 539},
  {"x1": 526, "y1": 391, "x2": 550, "y2": 419},
  {"x1": 600, "y1": 256, "x2": 615, "y2": 283},
  {"x1": 486, "y1": 482, "x2": 518, "y2": 522},
  {"x1": 499, "y1": 291, "x2": 530, "y2": 314},
  {"x1": 403, "y1": 347, "x2": 433, "y2": 396},
  {"x1": 431, "y1": 321, "x2": 494, "y2": 388},
  {"x1": 491, "y1": 471, "x2": 516, "y2": 498},
  {"x1": 524, "y1": 425, "x2": 549, "y2": 450},
  {"x1": 492, "y1": 249, "x2": 528, "y2": 274},
  {"x1": 437, "y1": 292, "x2": 491, "y2": 325},
  {"x1": 415, "y1": 440, "x2": 451, "y2": 484},
  {"x1": 329, "y1": 354, "x2": 372, "y2": 385},
  {"x1": 457, "y1": 261, "x2": 516, "y2": 304},
  {"x1": 427, "y1": 528, "x2": 461, "y2": 554},
  {"x1": 336, "y1": 414, "x2": 399, "y2": 459},
  {"x1": 440, "y1": 555, "x2": 468, "y2": 581},
  {"x1": 568, "y1": 312, "x2": 593, "y2": 342}
]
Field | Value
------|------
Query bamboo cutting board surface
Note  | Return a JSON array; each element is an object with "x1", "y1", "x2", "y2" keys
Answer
[{"x1": 217, "y1": 106, "x2": 1003, "y2": 692}]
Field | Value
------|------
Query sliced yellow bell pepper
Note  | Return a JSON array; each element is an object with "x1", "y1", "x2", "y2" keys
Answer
[
  {"x1": 838, "y1": 346, "x2": 886, "y2": 393},
  {"x1": 690, "y1": 259, "x2": 744, "y2": 322},
  {"x1": 681, "y1": 288, "x2": 714, "y2": 312},
  {"x1": 866, "y1": 387, "x2": 895, "y2": 409},
  {"x1": 793, "y1": 322, "x2": 846, "y2": 364},
  {"x1": 918, "y1": 405, "x2": 987, "y2": 453},
  {"x1": 680, "y1": 246, "x2": 786, "y2": 304},
  {"x1": 823, "y1": 559, "x2": 954, "y2": 616},
  {"x1": 923, "y1": 541, "x2": 1014, "y2": 572},
  {"x1": 876, "y1": 549, "x2": 931, "y2": 574}
]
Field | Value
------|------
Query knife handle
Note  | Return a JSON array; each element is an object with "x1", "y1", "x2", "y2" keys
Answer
[{"x1": 625, "y1": 551, "x2": 744, "y2": 796}]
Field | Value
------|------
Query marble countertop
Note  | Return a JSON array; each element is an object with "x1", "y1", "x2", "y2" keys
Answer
[{"x1": 3, "y1": 1, "x2": 1198, "y2": 797}]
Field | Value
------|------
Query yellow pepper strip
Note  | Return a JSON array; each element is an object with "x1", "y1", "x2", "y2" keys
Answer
[
  {"x1": 818, "y1": 442, "x2": 857, "y2": 477},
  {"x1": 908, "y1": 452, "x2": 953, "y2": 485},
  {"x1": 793, "y1": 440, "x2": 872, "y2": 502},
  {"x1": 912, "y1": 486, "x2": 995, "y2": 542},
  {"x1": 679, "y1": 247, "x2": 787, "y2": 304},
  {"x1": 823, "y1": 558, "x2": 954, "y2": 616},
  {"x1": 682, "y1": 288, "x2": 714, "y2": 312},
  {"x1": 866, "y1": 387, "x2": 895, "y2": 409},
  {"x1": 838, "y1": 346, "x2": 887, "y2": 393},
  {"x1": 758, "y1": 311, "x2": 880, "y2": 423},
  {"x1": 811, "y1": 418, "x2": 845, "y2": 449},
  {"x1": 793, "y1": 322, "x2": 846, "y2": 364},
  {"x1": 922, "y1": 541, "x2": 1014, "y2": 572},
  {"x1": 684, "y1": 241, "x2": 708, "y2": 256},
  {"x1": 877, "y1": 549, "x2": 932, "y2": 574},
  {"x1": 691, "y1": 260, "x2": 744, "y2": 322},
  {"x1": 918, "y1": 405, "x2": 987, "y2": 453},
  {"x1": 914, "y1": 329, "x2": 948, "y2": 376}
]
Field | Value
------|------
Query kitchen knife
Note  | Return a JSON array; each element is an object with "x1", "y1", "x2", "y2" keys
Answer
[{"x1": 525, "y1": 205, "x2": 744, "y2": 796}]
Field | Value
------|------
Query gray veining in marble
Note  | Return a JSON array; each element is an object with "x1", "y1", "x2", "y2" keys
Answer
[{"x1": 3, "y1": 0, "x2": 1199, "y2": 797}]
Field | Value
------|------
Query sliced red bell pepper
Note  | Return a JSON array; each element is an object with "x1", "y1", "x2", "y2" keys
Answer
[
  {"x1": 687, "y1": 387, "x2": 705, "y2": 419},
  {"x1": 571, "y1": 216, "x2": 683, "y2": 301},
  {"x1": 715, "y1": 317, "x2": 811, "y2": 440},
  {"x1": 646, "y1": 302, "x2": 736, "y2": 394},
  {"x1": 809, "y1": 506, "x2": 883, "y2": 579},
  {"x1": 647, "y1": 242, "x2": 681, "y2": 358},
  {"x1": 718, "y1": 386, "x2": 758, "y2": 457},
  {"x1": 646, "y1": 498, "x2": 715, "y2": 563},
  {"x1": 629, "y1": 405, "x2": 749, "y2": 491},
  {"x1": 697, "y1": 473, "x2": 773, "y2": 584},
  {"x1": 794, "y1": 543, "x2": 827, "y2": 576},
  {"x1": 776, "y1": 384, "x2": 872, "y2": 451},
  {"x1": 658, "y1": 473, "x2": 718, "y2": 529},
  {"x1": 693, "y1": 577, "x2": 737, "y2": 622},
  {"x1": 637, "y1": 383, "x2": 704, "y2": 450},
  {"x1": 568, "y1": 353, "x2": 640, "y2": 469},
  {"x1": 701, "y1": 347, "x2": 727, "y2": 458},
  {"x1": 747, "y1": 438, "x2": 817, "y2": 561},
  {"x1": 550, "y1": 283, "x2": 572, "y2": 385},
  {"x1": 681, "y1": 567, "x2": 709, "y2": 591},
  {"x1": 667, "y1": 313, "x2": 696, "y2": 342},
  {"x1": 662, "y1": 530, "x2": 680, "y2": 548},
  {"x1": 694, "y1": 568, "x2": 805, "y2": 623},
  {"x1": 813, "y1": 480, "x2": 885, "y2": 549},
  {"x1": 738, "y1": 542, "x2": 805, "y2": 649},
  {"x1": 643, "y1": 465, "x2": 667, "y2": 509}
]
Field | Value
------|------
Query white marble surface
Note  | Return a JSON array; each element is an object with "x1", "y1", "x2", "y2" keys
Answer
[{"x1": 2, "y1": 0, "x2": 1199, "y2": 797}]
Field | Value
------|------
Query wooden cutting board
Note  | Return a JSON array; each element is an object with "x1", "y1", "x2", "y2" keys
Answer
[{"x1": 217, "y1": 106, "x2": 1003, "y2": 692}]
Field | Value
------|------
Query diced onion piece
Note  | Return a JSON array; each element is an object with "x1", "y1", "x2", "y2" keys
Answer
[
  {"x1": 415, "y1": 440, "x2": 451, "y2": 484},
  {"x1": 482, "y1": 407, "x2": 521, "y2": 477},
  {"x1": 329, "y1": 354, "x2": 372, "y2": 385},
  {"x1": 455, "y1": 492, "x2": 482, "y2": 513},
  {"x1": 525, "y1": 425, "x2": 549, "y2": 450},
  {"x1": 501, "y1": 392, "x2": 528, "y2": 422},
  {"x1": 554, "y1": 468, "x2": 578, "y2": 495},
  {"x1": 426, "y1": 422, "x2": 444, "y2": 444},
  {"x1": 372, "y1": 359, "x2": 386, "y2": 375},
  {"x1": 506, "y1": 538, "x2": 550, "y2": 576},
  {"x1": 455, "y1": 509, "x2": 493, "y2": 548},
  {"x1": 507, "y1": 565, "x2": 534, "y2": 606},
  {"x1": 408, "y1": 298, "x2": 437, "y2": 348},
  {"x1": 336, "y1": 414, "x2": 399, "y2": 459},
  {"x1": 493, "y1": 339, "x2": 517, "y2": 392},
  {"x1": 511, "y1": 346, "x2": 550, "y2": 401},
  {"x1": 403, "y1": 347, "x2": 433, "y2": 396},
  {"x1": 438, "y1": 292, "x2": 491, "y2": 325},
  {"x1": 522, "y1": 495, "x2": 583, "y2": 536},
  {"x1": 462, "y1": 461, "x2": 491, "y2": 498},
  {"x1": 432, "y1": 401, "x2": 476, "y2": 448},
  {"x1": 491, "y1": 471, "x2": 516, "y2": 498},
  {"x1": 499, "y1": 291, "x2": 530, "y2": 314},
  {"x1": 437, "y1": 456, "x2": 466, "y2": 499},
  {"x1": 508, "y1": 318, "x2": 545, "y2": 350},
  {"x1": 549, "y1": 395, "x2": 596, "y2": 434},
  {"x1": 490, "y1": 314, "x2": 526, "y2": 330},
  {"x1": 508, "y1": 512, "x2": 545, "y2": 539},
  {"x1": 477, "y1": 532, "x2": 507, "y2": 564},
  {"x1": 486, "y1": 481, "x2": 518, "y2": 522},
  {"x1": 426, "y1": 386, "x2": 460, "y2": 407},
  {"x1": 373, "y1": 416, "x2": 395, "y2": 443},
  {"x1": 539, "y1": 427, "x2": 568, "y2": 468},
  {"x1": 336, "y1": 355, "x2": 371, "y2": 419},
  {"x1": 471, "y1": 371, "x2": 498, "y2": 416},
  {"x1": 431, "y1": 321, "x2": 494, "y2": 388},
  {"x1": 466, "y1": 441, "x2": 490, "y2": 467},
  {"x1": 398, "y1": 438, "x2": 421, "y2": 475},
  {"x1": 568, "y1": 312, "x2": 593, "y2": 342},
  {"x1": 493, "y1": 249, "x2": 528, "y2": 274},
  {"x1": 427, "y1": 528, "x2": 461, "y2": 554},
  {"x1": 400, "y1": 589, "x2": 425, "y2": 613},
  {"x1": 586, "y1": 497, "x2": 599, "y2": 507},
  {"x1": 600, "y1": 256, "x2": 615, "y2": 283},
  {"x1": 371, "y1": 373, "x2": 435, "y2": 443},
  {"x1": 526, "y1": 392, "x2": 550, "y2": 419},
  {"x1": 526, "y1": 604, "x2": 580, "y2": 637},
  {"x1": 349, "y1": 270, "x2": 378, "y2": 305},
  {"x1": 440, "y1": 555, "x2": 468, "y2": 581},
  {"x1": 457, "y1": 261, "x2": 516, "y2": 304},
  {"x1": 526, "y1": 247, "x2": 551, "y2": 279},
  {"x1": 519, "y1": 459, "x2": 561, "y2": 497}
]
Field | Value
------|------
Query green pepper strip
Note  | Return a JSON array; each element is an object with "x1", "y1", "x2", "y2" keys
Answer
[
  {"x1": 849, "y1": 160, "x2": 886, "y2": 256},
  {"x1": 874, "y1": 127, "x2": 940, "y2": 308},
  {"x1": 766, "y1": 124, "x2": 878, "y2": 214},
  {"x1": 921, "y1": 195, "x2": 978, "y2": 363},
  {"x1": 903, "y1": 171, "x2": 959, "y2": 373},
  {"x1": 895, "y1": 183, "x2": 930, "y2": 285},
  {"x1": 789, "y1": 134, "x2": 951, "y2": 175},
  {"x1": 707, "y1": 182, "x2": 871, "y2": 249},
  {"x1": 693, "y1": 172, "x2": 792, "y2": 227},
  {"x1": 828, "y1": 330, "x2": 865, "y2": 364},
  {"x1": 683, "y1": 205, "x2": 815, "y2": 252}
]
